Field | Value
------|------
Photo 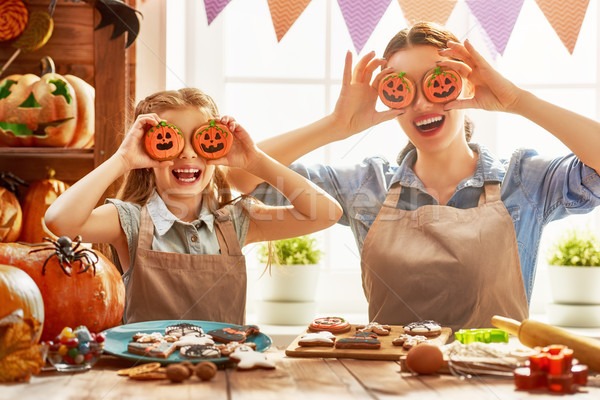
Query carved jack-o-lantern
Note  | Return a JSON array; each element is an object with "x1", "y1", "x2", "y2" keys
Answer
[
  {"x1": 378, "y1": 72, "x2": 416, "y2": 109},
  {"x1": 0, "y1": 72, "x2": 94, "y2": 148},
  {"x1": 192, "y1": 120, "x2": 233, "y2": 159},
  {"x1": 144, "y1": 121, "x2": 185, "y2": 161},
  {"x1": 423, "y1": 67, "x2": 462, "y2": 104}
]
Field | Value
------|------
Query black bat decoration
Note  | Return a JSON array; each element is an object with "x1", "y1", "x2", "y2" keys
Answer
[{"x1": 49, "y1": 0, "x2": 142, "y2": 48}]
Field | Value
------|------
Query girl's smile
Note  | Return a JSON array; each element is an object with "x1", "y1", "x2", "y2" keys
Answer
[
  {"x1": 171, "y1": 165, "x2": 202, "y2": 184},
  {"x1": 413, "y1": 113, "x2": 445, "y2": 136}
]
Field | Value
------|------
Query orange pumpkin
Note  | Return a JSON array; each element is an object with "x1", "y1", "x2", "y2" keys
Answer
[
  {"x1": 0, "y1": 187, "x2": 22, "y2": 242},
  {"x1": 144, "y1": 121, "x2": 184, "y2": 161},
  {"x1": 193, "y1": 120, "x2": 233, "y2": 159},
  {"x1": 18, "y1": 169, "x2": 70, "y2": 244},
  {"x1": 0, "y1": 241, "x2": 125, "y2": 341},
  {"x1": 0, "y1": 264, "x2": 45, "y2": 343},
  {"x1": 422, "y1": 67, "x2": 462, "y2": 104},
  {"x1": 378, "y1": 72, "x2": 416, "y2": 109},
  {"x1": 0, "y1": 71, "x2": 95, "y2": 148}
]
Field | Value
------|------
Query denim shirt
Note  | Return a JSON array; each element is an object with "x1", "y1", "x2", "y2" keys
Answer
[{"x1": 252, "y1": 143, "x2": 600, "y2": 303}]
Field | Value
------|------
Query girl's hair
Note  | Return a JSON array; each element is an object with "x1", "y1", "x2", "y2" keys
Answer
[
  {"x1": 117, "y1": 88, "x2": 233, "y2": 211},
  {"x1": 383, "y1": 21, "x2": 474, "y2": 164}
]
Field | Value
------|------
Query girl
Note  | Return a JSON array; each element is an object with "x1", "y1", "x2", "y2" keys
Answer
[
  {"x1": 45, "y1": 88, "x2": 342, "y2": 325},
  {"x1": 230, "y1": 22, "x2": 600, "y2": 332}
]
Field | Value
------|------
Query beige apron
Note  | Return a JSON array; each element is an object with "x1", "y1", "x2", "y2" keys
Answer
[
  {"x1": 360, "y1": 183, "x2": 528, "y2": 333},
  {"x1": 125, "y1": 206, "x2": 247, "y2": 325}
]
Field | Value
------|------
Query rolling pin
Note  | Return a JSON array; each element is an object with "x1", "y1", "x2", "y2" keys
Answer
[{"x1": 492, "y1": 315, "x2": 600, "y2": 372}]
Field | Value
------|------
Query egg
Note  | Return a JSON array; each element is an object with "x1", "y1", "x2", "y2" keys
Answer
[{"x1": 405, "y1": 343, "x2": 444, "y2": 374}]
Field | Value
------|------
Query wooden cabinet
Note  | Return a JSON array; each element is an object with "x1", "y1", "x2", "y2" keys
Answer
[{"x1": 0, "y1": 0, "x2": 136, "y2": 195}]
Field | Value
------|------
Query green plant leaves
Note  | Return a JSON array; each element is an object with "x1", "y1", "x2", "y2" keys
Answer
[
  {"x1": 257, "y1": 235, "x2": 323, "y2": 265},
  {"x1": 547, "y1": 229, "x2": 600, "y2": 267}
]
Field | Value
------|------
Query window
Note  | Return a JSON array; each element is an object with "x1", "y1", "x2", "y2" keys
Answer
[{"x1": 138, "y1": 0, "x2": 600, "y2": 317}]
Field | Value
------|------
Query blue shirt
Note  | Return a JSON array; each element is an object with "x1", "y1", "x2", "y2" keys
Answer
[{"x1": 252, "y1": 143, "x2": 600, "y2": 303}]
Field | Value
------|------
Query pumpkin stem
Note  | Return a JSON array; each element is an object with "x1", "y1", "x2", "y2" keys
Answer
[
  {"x1": 40, "y1": 56, "x2": 56, "y2": 75},
  {"x1": 46, "y1": 167, "x2": 56, "y2": 180}
]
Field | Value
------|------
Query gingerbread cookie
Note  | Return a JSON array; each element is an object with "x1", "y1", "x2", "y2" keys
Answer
[
  {"x1": 229, "y1": 347, "x2": 275, "y2": 371},
  {"x1": 356, "y1": 322, "x2": 392, "y2": 336},
  {"x1": 308, "y1": 317, "x2": 351, "y2": 334},
  {"x1": 132, "y1": 332, "x2": 178, "y2": 343},
  {"x1": 180, "y1": 344, "x2": 221, "y2": 359},
  {"x1": 207, "y1": 324, "x2": 260, "y2": 343},
  {"x1": 298, "y1": 331, "x2": 336, "y2": 347},
  {"x1": 392, "y1": 334, "x2": 428, "y2": 350},
  {"x1": 165, "y1": 323, "x2": 204, "y2": 338},
  {"x1": 403, "y1": 320, "x2": 442, "y2": 338},
  {"x1": 173, "y1": 334, "x2": 215, "y2": 348},
  {"x1": 127, "y1": 341, "x2": 177, "y2": 358},
  {"x1": 217, "y1": 341, "x2": 257, "y2": 356},
  {"x1": 335, "y1": 332, "x2": 381, "y2": 349}
]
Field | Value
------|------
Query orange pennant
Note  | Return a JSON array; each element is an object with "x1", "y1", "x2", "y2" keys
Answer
[
  {"x1": 535, "y1": 0, "x2": 590, "y2": 54},
  {"x1": 267, "y1": 0, "x2": 312, "y2": 42},
  {"x1": 397, "y1": 0, "x2": 458, "y2": 26}
]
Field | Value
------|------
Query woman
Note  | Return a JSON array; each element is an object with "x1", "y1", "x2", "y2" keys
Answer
[{"x1": 229, "y1": 22, "x2": 600, "y2": 332}]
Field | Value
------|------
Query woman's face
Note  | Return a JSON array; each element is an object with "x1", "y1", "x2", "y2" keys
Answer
[
  {"x1": 152, "y1": 107, "x2": 216, "y2": 201},
  {"x1": 387, "y1": 45, "x2": 467, "y2": 155}
]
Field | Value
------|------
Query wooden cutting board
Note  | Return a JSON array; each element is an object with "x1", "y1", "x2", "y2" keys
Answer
[{"x1": 285, "y1": 324, "x2": 452, "y2": 361}]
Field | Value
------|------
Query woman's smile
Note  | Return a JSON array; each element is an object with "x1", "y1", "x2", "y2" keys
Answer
[{"x1": 413, "y1": 113, "x2": 445, "y2": 136}]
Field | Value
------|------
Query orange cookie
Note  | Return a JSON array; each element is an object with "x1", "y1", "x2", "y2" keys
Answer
[
  {"x1": 378, "y1": 72, "x2": 415, "y2": 109},
  {"x1": 422, "y1": 66, "x2": 462, "y2": 104},
  {"x1": 308, "y1": 317, "x2": 351, "y2": 334},
  {"x1": 192, "y1": 119, "x2": 233, "y2": 159}
]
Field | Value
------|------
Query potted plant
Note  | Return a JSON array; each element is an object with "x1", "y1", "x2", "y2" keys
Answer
[
  {"x1": 546, "y1": 229, "x2": 600, "y2": 327},
  {"x1": 255, "y1": 235, "x2": 323, "y2": 325}
]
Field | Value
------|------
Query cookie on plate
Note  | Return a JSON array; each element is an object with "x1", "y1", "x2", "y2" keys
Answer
[
  {"x1": 308, "y1": 317, "x2": 351, "y2": 334},
  {"x1": 298, "y1": 331, "x2": 336, "y2": 347},
  {"x1": 180, "y1": 344, "x2": 221, "y2": 359},
  {"x1": 402, "y1": 320, "x2": 442, "y2": 338},
  {"x1": 207, "y1": 325, "x2": 260, "y2": 343},
  {"x1": 164, "y1": 323, "x2": 204, "y2": 338},
  {"x1": 217, "y1": 341, "x2": 257, "y2": 356},
  {"x1": 127, "y1": 342, "x2": 177, "y2": 359},
  {"x1": 173, "y1": 334, "x2": 215, "y2": 348},
  {"x1": 335, "y1": 332, "x2": 380, "y2": 349}
]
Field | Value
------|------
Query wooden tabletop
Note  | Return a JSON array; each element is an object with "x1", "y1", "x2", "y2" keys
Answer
[{"x1": 3, "y1": 348, "x2": 600, "y2": 400}]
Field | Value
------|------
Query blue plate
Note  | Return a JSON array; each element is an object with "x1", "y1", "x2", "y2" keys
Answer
[{"x1": 102, "y1": 320, "x2": 271, "y2": 364}]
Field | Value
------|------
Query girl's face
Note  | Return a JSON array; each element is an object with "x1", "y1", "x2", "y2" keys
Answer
[
  {"x1": 152, "y1": 107, "x2": 216, "y2": 200},
  {"x1": 387, "y1": 45, "x2": 467, "y2": 155}
]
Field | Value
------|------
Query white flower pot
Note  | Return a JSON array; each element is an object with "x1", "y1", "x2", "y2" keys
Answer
[
  {"x1": 257, "y1": 263, "x2": 320, "y2": 302},
  {"x1": 255, "y1": 300, "x2": 318, "y2": 325},
  {"x1": 547, "y1": 265, "x2": 600, "y2": 305},
  {"x1": 546, "y1": 303, "x2": 600, "y2": 328}
]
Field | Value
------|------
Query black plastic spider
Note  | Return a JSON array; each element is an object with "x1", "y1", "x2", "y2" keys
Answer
[{"x1": 29, "y1": 235, "x2": 99, "y2": 276}]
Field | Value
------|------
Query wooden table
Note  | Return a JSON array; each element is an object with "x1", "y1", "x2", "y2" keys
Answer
[{"x1": 3, "y1": 349, "x2": 600, "y2": 400}]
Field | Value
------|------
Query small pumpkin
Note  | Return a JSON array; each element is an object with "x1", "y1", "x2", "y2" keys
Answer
[
  {"x1": 0, "y1": 64, "x2": 95, "y2": 147},
  {"x1": 422, "y1": 66, "x2": 462, "y2": 104},
  {"x1": 0, "y1": 187, "x2": 22, "y2": 243},
  {"x1": 0, "y1": 241, "x2": 125, "y2": 341},
  {"x1": 378, "y1": 72, "x2": 416, "y2": 109},
  {"x1": 193, "y1": 120, "x2": 233, "y2": 159},
  {"x1": 0, "y1": 264, "x2": 45, "y2": 343},
  {"x1": 18, "y1": 169, "x2": 70, "y2": 244},
  {"x1": 144, "y1": 120, "x2": 185, "y2": 161}
]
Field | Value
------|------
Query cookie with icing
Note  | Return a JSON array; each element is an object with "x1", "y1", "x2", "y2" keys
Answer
[
  {"x1": 180, "y1": 344, "x2": 221, "y2": 359},
  {"x1": 164, "y1": 323, "x2": 204, "y2": 338},
  {"x1": 298, "y1": 331, "x2": 336, "y2": 347},
  {"x1": 335, "y1": 332, "x2": 381, "y2": 349},
  {"x1": 308, "y1": 317, "x2": 351, "y2": 333},
  {"x1": 392, "y1": 334, "x2": 428, "y2": 349},
  {"x1": 207, "y1": 325, "x2": 260, "y2": 343},
  {"x1": 229, "y1": 346, "x2": 275, "y2": 370},
  {"x1": 217, "y1": 342, "x2": 257, "y2": 356},
  {"x1": 173, "y1": 334, "x2": 215, "y2": 348},
  {"x1": 127, "y1": 341, "x2": 177, "y2": 358},
  {"x1": 356, "y1": 322, "x2": 392, "y2": 336},
  {"x1": 402, "y1": 320, "x2": 442, "y2": 338}
]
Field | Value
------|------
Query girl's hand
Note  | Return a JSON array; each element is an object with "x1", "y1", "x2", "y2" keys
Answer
[
  {"x1": 115, "y1": 113, "x2": 174, "y2": 171},
  {"x1": 439, "y1": 40, "x2": 524, "y2": 113},
  {"x1": 205, "y1": 116, "x2": 261, "y2": 170},
  {"x1": 331, "y1": 51, "x2": 404, "y2": 139}
]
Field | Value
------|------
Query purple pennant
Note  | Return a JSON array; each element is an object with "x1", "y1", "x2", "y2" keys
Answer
[
  {"x1": 204, "y1": 0, "x2": 232, "y2": 25},
  {"x1": 337, "y1": 0, "x2": 392, "y2": 54},
  {"x1": 465, "y1": 0, "x2": 524, "y2": 55}
]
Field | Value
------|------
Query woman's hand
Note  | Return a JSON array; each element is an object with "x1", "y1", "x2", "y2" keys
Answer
[
  {"x1": 439, "y1": 40, "x2": 525, "y2": 113},
  {"x1": 331, "y1": 51, "x2": 404, "y2": 139},
  {"x1": 205, "y1": 116, "x2": 261, "y2": 170},
  {"x1": 114, "y1": 113, "x2": 174, "y2": 171}
]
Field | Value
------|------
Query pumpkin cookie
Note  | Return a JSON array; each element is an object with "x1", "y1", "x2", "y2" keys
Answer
[{"x1": 308, "y1": 317, "x2": 351, "y2": 334}]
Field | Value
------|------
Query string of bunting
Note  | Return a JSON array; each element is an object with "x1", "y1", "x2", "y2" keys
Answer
[{"x1": 203, "y1": 0, "x2": 591, "y2": 55}]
